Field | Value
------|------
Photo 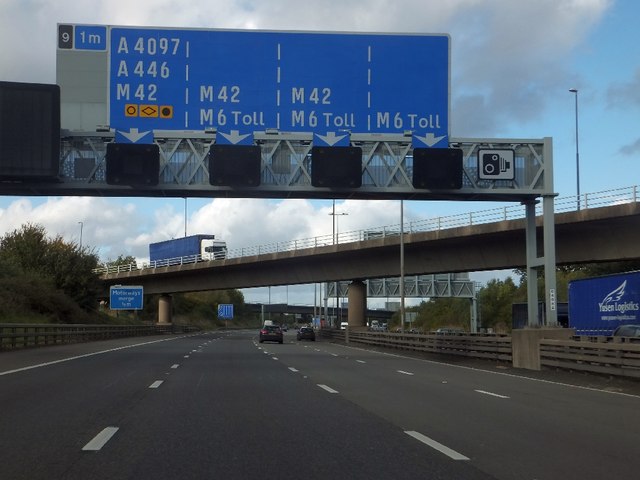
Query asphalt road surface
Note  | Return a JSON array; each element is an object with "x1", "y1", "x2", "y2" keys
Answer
[{"x1": 1, "y1": 330, "x2": 639, "y2": 479}]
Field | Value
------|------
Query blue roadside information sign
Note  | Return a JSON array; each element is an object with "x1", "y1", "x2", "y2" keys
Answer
[
  {"x1": 109, "y1": 285, "x2": 144, "y2": 310},
  {"x1": 218, "y1": 304, "x2": 234, "y2": 319}
]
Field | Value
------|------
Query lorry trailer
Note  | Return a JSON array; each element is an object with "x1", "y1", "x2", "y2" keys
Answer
[
  {"x1": 568, "y1": 271, "x2": 640, "y2": 335},
  {"x1": 149, "y1": 234, "x2": 227, "y2": 264}
]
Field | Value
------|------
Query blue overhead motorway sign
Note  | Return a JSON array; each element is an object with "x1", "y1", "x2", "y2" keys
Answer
[{"x1": 107, "y1": 27, "x2": 450, "y2": 144}]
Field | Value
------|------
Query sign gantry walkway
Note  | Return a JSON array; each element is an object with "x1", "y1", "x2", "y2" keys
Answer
[{"x1": 43, "y1": 132, "x2": 552, "y2": 202}]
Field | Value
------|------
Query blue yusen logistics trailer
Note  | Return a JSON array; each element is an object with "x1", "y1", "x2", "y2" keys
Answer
[
  {"x1": 568, "y1": 271, "x2": 640, "y2": 335},
  {"x1": 149, "y1": 234, "x2": 227, "y2": 263}
]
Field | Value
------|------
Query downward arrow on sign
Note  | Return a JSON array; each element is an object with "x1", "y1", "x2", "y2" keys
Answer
[
  {"x1": 315, "y1": 132, "x2": 349, "y2": 146},
  {"x1": 119, "y1": 128, "x2": 153, "y2": 143},
  {"x1": 219, "y1": 130, "x2": 252, "y2": 145},
  {"x1": 413, "y1": 133, "x2": 446, "y2": 147}
]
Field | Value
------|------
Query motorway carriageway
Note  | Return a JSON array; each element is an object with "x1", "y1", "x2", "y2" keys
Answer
[{"x1": 1, "y1": 330, "x2": 639, "y2": 480}]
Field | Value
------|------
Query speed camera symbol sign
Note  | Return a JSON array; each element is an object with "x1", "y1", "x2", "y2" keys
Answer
[{"x1": 478, "y1": 149, "x2": 515, "y2": 180}]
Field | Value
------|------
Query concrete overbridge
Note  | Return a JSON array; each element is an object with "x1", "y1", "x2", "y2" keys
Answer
[{"x1": 101, "y1": 201, "x2": 640, "y2": 327}]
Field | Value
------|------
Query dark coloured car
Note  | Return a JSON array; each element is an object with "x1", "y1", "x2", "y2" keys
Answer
[
  {"x1": 259, "y1": 325, "x2": 283, "y2": 344},
  {"x1": 612, "y1": 324, "x2": 640, "y2": 337},
  {"x1": 297, "y1": 327, "x2": 316, "y2": 341}
]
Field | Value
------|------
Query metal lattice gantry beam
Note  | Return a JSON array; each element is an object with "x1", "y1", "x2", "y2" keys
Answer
[
  {"x1": 326, "y1": 274, "x2": 479, "y2": 332},
  {"x1": 327, "y1": 274, "x2": 477, "y2": 299},
  {"x1": 3, "y1": 132, "x2": 553, "y2": 202}
]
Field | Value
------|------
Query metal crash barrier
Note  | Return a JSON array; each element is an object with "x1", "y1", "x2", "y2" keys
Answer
[
  {"x1": 0, "y1": 323, "x2": 200, "y2": 350},
  {"x1": 323, "y1": 329, "x2": 640, "y2": 379}
]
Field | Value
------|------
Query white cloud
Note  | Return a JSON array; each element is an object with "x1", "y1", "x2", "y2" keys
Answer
[{"x1": 0, "y1": 196, "x2": 141, "y2": 259}]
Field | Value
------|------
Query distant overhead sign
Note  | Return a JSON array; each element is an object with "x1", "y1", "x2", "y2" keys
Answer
[
  {"x1": 57, "y1": 25, "x2": 450, "y2": 144},
  {"x1": 218, "y1": 304, "x2": 234, "y2": 319}
]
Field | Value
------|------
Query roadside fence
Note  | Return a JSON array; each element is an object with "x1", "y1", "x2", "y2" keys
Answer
[
  {"x1": 323, "y1": 329, "x2": 640, "y2": 379},
  {"x1": 0, "y1": 323, "x2": 200, "y2": 351}
]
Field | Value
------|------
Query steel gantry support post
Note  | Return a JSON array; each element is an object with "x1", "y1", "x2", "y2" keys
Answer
[
  {"x1": 525, "y1": 200, "x2": 540, "y2": 326},
  {"x1": 543, "y1": 193, "x2": 558, "y2": 326},
  {"x1": 543, "y1": 136, "x2": 558, "y2": 327},
  {"x1": 524, "y1": 195, "x2": 559, "y2": 327},
  {"x1": 524, "y1": 137, "x2": 558, "y2": 327}
]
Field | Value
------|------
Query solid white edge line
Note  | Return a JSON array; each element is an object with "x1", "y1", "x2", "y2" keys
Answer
[
  {"x1": 317, "y1": 384, "x2": 339, "y2": 394},
  {"x1": 82, "y1": 427, "x2": 119, "y2": 451},
  {"x1": 405, "y1": 431, "x2": 469, "y2": 461},
  {"x1": 329, "y1": 343, "x2": 640, "y2": 399},
  {"x1": 0, "y1": 335, "x2": 194, "y2": 377},
  {"x1": 475, "y1": 389, "x2": 510, "y2": 399},
  {"x1": 149, "y1": 380, "x2": 164, "y2": 389}
]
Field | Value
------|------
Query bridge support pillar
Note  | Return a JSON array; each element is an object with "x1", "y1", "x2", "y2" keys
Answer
[
  {"x1": 347, "y1": 280, "x2": 367, "y2": 328},
  {"x1": 158, "y1": 294, "x2": 173, "y2": 325}
]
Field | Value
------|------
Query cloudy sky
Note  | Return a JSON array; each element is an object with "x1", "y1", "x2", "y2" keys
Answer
[{"x1": 1, "y1": 0, "x2": 638, "y2": 306}]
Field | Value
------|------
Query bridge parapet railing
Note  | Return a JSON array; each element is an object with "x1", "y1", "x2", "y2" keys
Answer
[{"x1": 95, "y1": 185, "x2": 640, "y2": 275}]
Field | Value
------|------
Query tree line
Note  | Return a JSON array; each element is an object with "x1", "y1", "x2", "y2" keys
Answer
[{"x1": 0, "y1": 224, "x2": 257, "y2": 327}]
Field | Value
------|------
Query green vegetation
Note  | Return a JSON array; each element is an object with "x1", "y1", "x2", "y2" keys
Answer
[
  {"x1": 0, "y1": 224, "x2": 103, "y2": 324},
  {"x1": 0, "y1": 224, "x2": 259, "y2": 328}
]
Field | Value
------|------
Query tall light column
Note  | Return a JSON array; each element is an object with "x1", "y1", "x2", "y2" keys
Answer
[
  {"x1": 328, "y1": 200, "x2": 348, "y2": 327},
  {"x1": 78, "y1": 221, "x2": 83, "y2": 250},
  {"x1": 400, "y1": 200, "x2": 405, "y2": 333},
  {"x1": 184, "y1": 197, "x2": 188, "y2": 236},
  {"x1": 569, "y1": 88, "x2": 580, "y2": 211}
]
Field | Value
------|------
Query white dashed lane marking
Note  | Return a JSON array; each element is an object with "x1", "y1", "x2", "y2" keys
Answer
[
  {"x1": 475, "y1": 389, "x2": 510, "y2": 399},
  {"x1": 317, "y1": 384, "x2": 339, "y2": 394},
  {"x1": 82, "y1": 427, "x2": 119, "y2": 452},
  {"x1": 405, "y1": 431, "x2": 469, "y2": 461}
]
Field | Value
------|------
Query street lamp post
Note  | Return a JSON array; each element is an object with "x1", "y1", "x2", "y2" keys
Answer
[
  {"x1": 329, "y1": 200, "x2": 349, "y2": 244},
  {"x1": 329, "y1": 200, "x2": 348, "y2": 327},
  {"x1": 569, "y1": 88, "x2": 580, "y2": 211},
  {"x1": 78, "y1": 221, "x2": 83, "y2": 250},
  {"x1": 400, "y1": 200, "x2": 405, "y2": 333},
  {"x1": 184, "y1": 197, "x2": 188, "y2": 237}
]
